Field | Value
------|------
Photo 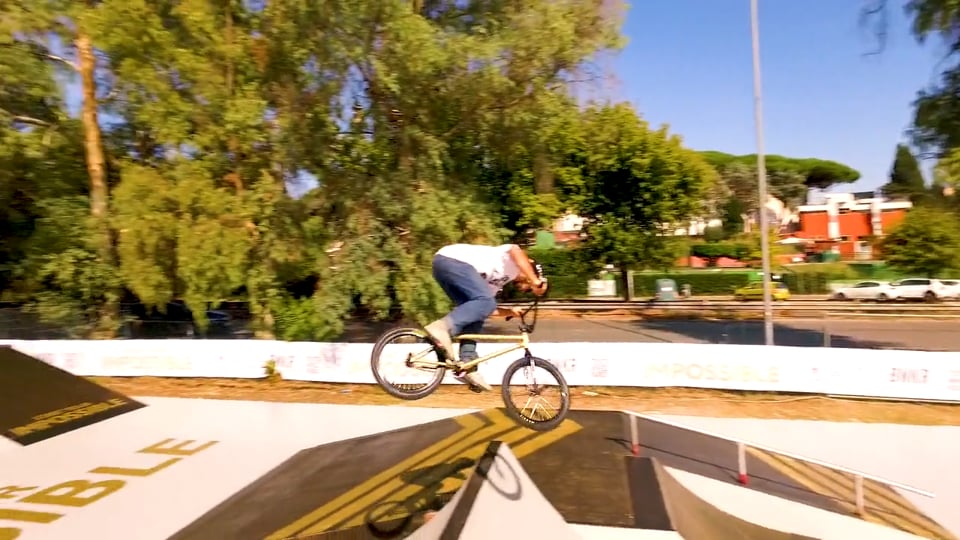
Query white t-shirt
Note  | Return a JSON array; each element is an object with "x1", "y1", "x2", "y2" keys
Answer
[{"x1": 436, "y1": 243, "x2": 521, "y2": 295}]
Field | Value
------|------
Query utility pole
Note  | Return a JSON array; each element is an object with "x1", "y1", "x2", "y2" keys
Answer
[{"x1": 750, "y1": 0, "x2": 774, "y2": 345}]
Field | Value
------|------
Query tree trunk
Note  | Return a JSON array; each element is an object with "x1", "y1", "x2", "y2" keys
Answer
[{"x1": 77, "y1": 30, "x2": 118, "y2": 337}]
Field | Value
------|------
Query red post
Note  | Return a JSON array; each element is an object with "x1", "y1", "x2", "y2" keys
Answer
[{"x1": 737, "y1": 442, "x2": 748, "y2": 485}]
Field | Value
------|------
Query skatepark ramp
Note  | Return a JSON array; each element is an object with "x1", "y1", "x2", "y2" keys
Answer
[
  {"x1": 407, "y1": 440, "x2": 580, "y2": 539},
  {"x1": 405, "y1": 441, "x2": 817, "y2": 540},
  {"x1": 0, "y1": 345, "x2": 145, "y2": 446},
  {"x1": 622, "y1": 412, "x2": 951, "y2": 540},
  {"x1": 630, "y1": 455, "x2": 816, "y2": 540}
]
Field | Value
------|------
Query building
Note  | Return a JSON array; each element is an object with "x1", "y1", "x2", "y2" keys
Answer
[{"x1": 793, "y1": 192, "x2": 912, "y2": 260}]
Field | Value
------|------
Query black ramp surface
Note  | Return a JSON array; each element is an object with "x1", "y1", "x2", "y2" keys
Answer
[
  {"x1": 627, "y1": 454, "x2": 673, "y2": 530},
  {"x1": 0, "y1": 346, "x2": 145, "y2": 445}
]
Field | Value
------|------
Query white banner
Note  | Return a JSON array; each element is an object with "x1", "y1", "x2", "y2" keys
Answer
[{"x1": 2, "y1": 339, "x2": 960, "y2": 402}]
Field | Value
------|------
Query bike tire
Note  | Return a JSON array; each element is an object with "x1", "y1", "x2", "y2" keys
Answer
[
  {"x1": 500, "y1": 355, "x2": 571, "y2": 432},
  {"x1": 370, "y1": 327, "x2": 447, "y2": 401}
]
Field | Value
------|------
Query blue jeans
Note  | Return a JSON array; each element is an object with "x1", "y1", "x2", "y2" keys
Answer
[{"x1": 432, "y1": 254, "x2": 498, "y2": 360}]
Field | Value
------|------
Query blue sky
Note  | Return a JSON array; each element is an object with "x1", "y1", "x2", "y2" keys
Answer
[{"x1": 601, "y1": 0, "x2": 949, "y2": 193}]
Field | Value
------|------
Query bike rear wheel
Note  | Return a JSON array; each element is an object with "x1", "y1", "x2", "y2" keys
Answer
[
  {"x1": 370, "y1": 327, "x2": 447, "y2": 400},
  {"x1": 500, "y1": 355, "x2": 571, "y2": 432}
]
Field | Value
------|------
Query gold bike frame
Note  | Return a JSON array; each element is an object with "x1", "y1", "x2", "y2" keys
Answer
[{"x1": 405, "y1": 330, "x2": 531, "y2": 372}]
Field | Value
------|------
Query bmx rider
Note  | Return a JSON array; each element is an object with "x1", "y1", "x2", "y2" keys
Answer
[{"x1": 424, "y1": 243, "x2": 548, "y2": 392}]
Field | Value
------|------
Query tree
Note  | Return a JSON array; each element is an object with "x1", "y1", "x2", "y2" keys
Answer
[
  {"x1": 698, "y1": 151, "x2": 861, "y2": 191},
  {"x1": 860, "y1": 1, "x2": 960, "y2": 158},
  {"x1": 883, "y1": 143, "x2": 928, "y2": 202},
  {"x1": 931, "y1": 147, "x2": 960, "y2": 209},
  {"x1": 717, "y1": 162, "x2": 759, "y2": 211},
  {"x1": 721, "y1": 197, "x2": 746, "y2": 237},
  {"x1": 881, "y1": 206, "x2": 960, "y2": 277},
  {"x1": 4, "y1": 0, "x2": 122, "y2": 336},
  {"x1": 74, "y1": 0, "x2": 627, "y2": 339},
  {"x1": 576, "y1": 102, "x2": 717, "y2": 288}
]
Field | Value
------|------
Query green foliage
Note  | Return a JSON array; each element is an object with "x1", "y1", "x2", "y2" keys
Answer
[
  {"x1": 882, "y1": 144, "x2": 928, "y2": 202},
  {"x1": 698, "y1": 151, "x2": 861, "y2": 190},
  {"x1": 633, "y1": 272, "x2": 752, "y2": 296},
  {"x1": 11, "y1": 0, "x2": 865, "y2": 335},
  {"x1": 702, "y1": 225, "x2": 726, "y2": 242},
  {"x1": 18, "y1": 196, "x2": 124, "y2": 336},
  {"x1": 720, "y1": 197, "x2": 746, "y2": 237},
  {"x1": 690, "y1": 242, "x2": 751, "y2": 260},
  {"x1": 11, "y1": 0, "x2": 917, "y2": 340},
  {"x1": 881, "y1": 206, "x2": 960, "y2": 277},
  {"x1": 576, "y1": 102, "x2": 716, "y2": 271}
]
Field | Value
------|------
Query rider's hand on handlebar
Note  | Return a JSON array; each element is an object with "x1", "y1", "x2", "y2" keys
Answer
[{"x1": 531, "y1": 278, "x2": 548, "y2": 297}]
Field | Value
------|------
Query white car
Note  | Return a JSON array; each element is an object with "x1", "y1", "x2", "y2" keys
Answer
[
  {"x1": 831, "y1": 281, "x2": 899, "y2": 302},
  {"x1": 888, "y1": 278, "x2": 950, "y2": 302},
  {"x1": 937, "y1": 279, "x2": 960, "y2": 300}
]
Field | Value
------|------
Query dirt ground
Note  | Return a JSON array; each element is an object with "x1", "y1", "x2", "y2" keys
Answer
[{"x1": 91, "y1": 376, "x2": 960, "y2": 426}]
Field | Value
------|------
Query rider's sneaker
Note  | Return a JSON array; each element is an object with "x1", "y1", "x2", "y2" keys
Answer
[
  {"x1": 424, "y1": 319, "x2": 456, "y2": 362},
  {"x1": 456, "y1": 369, "x2": 492, "y2": 392}
]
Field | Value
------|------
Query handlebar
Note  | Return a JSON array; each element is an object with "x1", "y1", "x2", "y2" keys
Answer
[{"x1": 504, "y1": 295, "x2": 541, "y2": 334}]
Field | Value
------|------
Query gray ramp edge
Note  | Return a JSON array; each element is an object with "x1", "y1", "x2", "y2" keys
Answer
[
  {"x1": 408, "y1": 440, "x2": 581, "y2": 540},
  {"x1": 648, "y1": 456, "x2": 820, "y2": 540}
]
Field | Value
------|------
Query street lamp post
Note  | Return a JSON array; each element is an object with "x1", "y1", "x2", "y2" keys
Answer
[{"x1": 750, "y1": 0, "x2": 774, "y2": 345}]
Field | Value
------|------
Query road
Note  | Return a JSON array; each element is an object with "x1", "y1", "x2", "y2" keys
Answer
[{"x1": 339, "y1": 317, "x2": 960, "y2": 351}]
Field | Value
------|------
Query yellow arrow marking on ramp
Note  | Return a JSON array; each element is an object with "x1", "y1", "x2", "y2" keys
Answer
[{"x1": 267, "y1": 409, "x2": 581, "y2": 539}]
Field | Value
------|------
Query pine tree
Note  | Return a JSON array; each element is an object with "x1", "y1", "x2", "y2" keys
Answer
[{"x1": 883, "y1": 144, "x2": 927, "y2": 202}]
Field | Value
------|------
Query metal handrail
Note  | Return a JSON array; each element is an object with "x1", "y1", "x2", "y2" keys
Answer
[{"x1": 621, "y1": 410, "x2": 934, "y2": 516}]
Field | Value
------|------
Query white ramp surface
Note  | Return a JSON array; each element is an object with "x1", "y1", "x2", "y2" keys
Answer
[
  {"x1": 0, "y1": 397, "x2": 471, "y2": 540},
  {"x1": 409, "y1": 441, "x2": 581, "y2": 540}
]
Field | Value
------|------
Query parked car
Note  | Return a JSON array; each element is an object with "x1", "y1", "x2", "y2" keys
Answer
[
  {"x1": 734, "y1": 281, "x2": 790, "y2": 301},
  {"x1": 888, "y1": 278, "x2": 949, "y2": 302},
  {"x1": 937, "y1": 279, "x2": 960, "y2": 300},
  {"x1": 830, "y1": 281, "x2": 899, "y2": 302}
]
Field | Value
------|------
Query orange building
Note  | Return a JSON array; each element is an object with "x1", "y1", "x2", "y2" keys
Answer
[{"x1": 794, "y1": 192, "x2": 911, "y2": 259}]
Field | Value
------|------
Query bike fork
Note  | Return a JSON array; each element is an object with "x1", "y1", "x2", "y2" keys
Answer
[{"x1": 524, "y1": 350, "x2": 537, "y2": 388}]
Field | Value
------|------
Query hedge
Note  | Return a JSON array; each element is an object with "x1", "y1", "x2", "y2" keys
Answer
[
  {"x1": 633, "y1": 272, "x2": 753, "y2": 295},
  {"x1": 504, "y1": 247, "x2": 848, "y2": 298}
]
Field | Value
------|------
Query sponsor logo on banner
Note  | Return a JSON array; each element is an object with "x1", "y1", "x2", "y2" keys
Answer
[
  {"x1": 269, "y1": 353, "x2": 296, "y2": 372},
  {"x1": 949, "y1": 370, "x2": 960, "y2": 392},
  {"x1": 591, "y1": 358, "x2": 609, "y2": 379},
  {"x1": 100, "y1": 353, "x2": 192, "y2": 373},
  {"x1": 889, "y1": 367, "x2": 929, "y2": 385},
  {"x1": 645, "y1": 361, "x2": 780, "y2": 385},
  {"x1": 547, "y1": 357, "x2": 577, "y2": 376}
]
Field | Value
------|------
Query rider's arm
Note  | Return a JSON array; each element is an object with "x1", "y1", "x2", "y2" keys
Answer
[
  {"x1": 492, "y1": 306, "x2": 520, "y2": 318},
  {"x1": 506, "y1": 244, "x2": 544, "y2": 286}
]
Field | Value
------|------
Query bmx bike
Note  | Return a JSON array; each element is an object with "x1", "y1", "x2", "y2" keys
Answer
[{"x1": 369, "y1": 296, "x2": 571, "y2": 432}]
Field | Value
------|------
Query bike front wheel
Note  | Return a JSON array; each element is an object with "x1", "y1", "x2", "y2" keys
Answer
[
  {"x1": 370, "y1": 327, "x2": 447, "y2": 400},
  {"x1": 500, "y1": 355, "x2": 571, "y2": 432}
]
